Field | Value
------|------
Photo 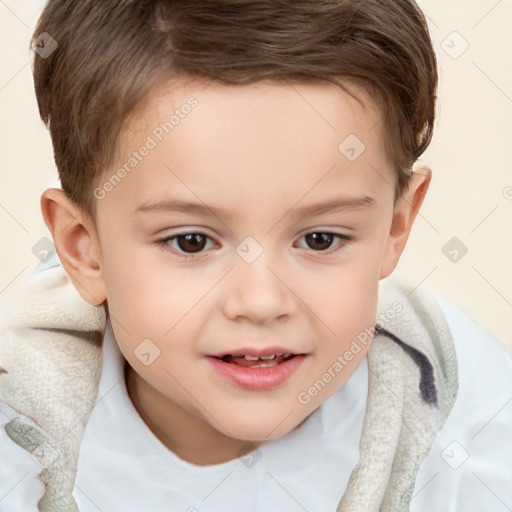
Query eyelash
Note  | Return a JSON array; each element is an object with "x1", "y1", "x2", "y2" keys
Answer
[{"x1": 156, "y1": 231, "x2": 352, "y2": 260}]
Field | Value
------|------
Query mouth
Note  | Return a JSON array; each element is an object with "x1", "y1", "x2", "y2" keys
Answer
[
  {"x1": 206, "y1": 351, "x2": 308, "y2": 390},
  {"x1": 210, "y1": 353, "x2": 299, "y2": 368}
]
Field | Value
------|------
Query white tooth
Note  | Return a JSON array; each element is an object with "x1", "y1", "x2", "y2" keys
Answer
[
  {"x1": 260, "y1": 354, "x2": 276, "y2": 360},
  {"x1": 244, "y1": 355, "x2": 260, "y2": 361},
  {"x1": 283, "y1": 353, "x2": 292, "y2": 358},
  {"x1": 254, "y1": 360, "x2": 279, "y2": 368}
]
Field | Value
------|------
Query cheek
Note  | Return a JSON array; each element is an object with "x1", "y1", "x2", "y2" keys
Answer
[
  {"x1": 323, "y1": 240, "x2": 383, "y2": 312},
  {"x1": 100, "y1": 247, "x2": 217, "y2": 364},
  {"x1": 306, "y1": 244, "x2": 383, "y2": 358},
  {"x1": 99, "y1": 263, "x2": 159, "y2": 346}
]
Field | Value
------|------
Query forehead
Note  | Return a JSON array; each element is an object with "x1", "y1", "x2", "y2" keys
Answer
[
  {"x1": 124, "y1": 76, "x2": 384, "y2": 153},
  {"x1": 102, "y1": 78, "x2": 393, "y2": 220},
  {"x1": 135, "y1": 77, "x2": 382, "y2": 146}
]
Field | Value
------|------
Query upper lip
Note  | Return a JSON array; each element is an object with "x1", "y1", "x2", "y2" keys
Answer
[{"x1": 207, "y1": 346, "x2": 307, "y2": 358}]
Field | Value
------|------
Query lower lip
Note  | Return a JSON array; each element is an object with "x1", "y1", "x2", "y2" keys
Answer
[{"x1": 206, "y1": 355, "x2": 306, "y2": 390}]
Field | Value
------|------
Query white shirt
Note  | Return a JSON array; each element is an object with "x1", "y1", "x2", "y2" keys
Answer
[{"x1": 1, "y1": 296, "x2": 511, "y2": 512}]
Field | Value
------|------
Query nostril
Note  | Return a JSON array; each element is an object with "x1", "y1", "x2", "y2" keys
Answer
[{"x1": 0, "y1": 366, "x2": 8, "y2": 375}]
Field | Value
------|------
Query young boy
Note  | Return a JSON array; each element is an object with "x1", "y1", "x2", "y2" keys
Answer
[{"x1": 1, "y1": 1, "x2": 511, "y2": 511}]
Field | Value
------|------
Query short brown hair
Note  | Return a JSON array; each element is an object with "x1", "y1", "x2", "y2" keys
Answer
[{"x1": 31, "y1": 0, "x2": 437, "y2": 220}]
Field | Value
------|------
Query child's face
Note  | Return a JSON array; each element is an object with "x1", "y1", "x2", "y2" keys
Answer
[{"x1": 52, "y1": 79, "x2": 428, "y2": 453}]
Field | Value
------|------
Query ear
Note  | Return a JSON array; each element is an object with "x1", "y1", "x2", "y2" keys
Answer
[
  {"x1": 379, "y1": 166, "x2": 432, "y2": 280},
  {"x1": 40, "y1": 188, "x2": 107, "y2": 306}
]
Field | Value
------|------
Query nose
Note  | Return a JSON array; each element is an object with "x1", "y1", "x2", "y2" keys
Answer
[{"x1": 222, "y1": 253, "x2": 296, "y2": 324}]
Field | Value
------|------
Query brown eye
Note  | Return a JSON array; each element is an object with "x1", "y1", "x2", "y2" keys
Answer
[
  {"x1": 296, "y1": 232, "x2": 351, "y2": 254},
  {"x1": 305, "y1": 232, "x2": 335, "y2": 251},
  {"x1": 175, "y1": 233, "x2": 207, "y2": 253},
  {"x1": 157, "y1": 231, "x2": 218, "y2": 259}
]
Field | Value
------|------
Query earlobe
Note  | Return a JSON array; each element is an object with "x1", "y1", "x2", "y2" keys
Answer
[
  {"x1": 379, "y1": 166, "x2": 432, "y2": 279},
  {"x1": 40, "y1": 188, "x2": 107, "y2": 306}
]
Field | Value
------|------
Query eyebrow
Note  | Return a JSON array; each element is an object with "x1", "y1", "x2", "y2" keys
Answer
[{"x1": 133, "y1": 195, "x2": 375, "y2": 219}]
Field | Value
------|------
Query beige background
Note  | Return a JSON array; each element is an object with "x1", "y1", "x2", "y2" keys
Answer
[{"x1": 1, "y1": 0, "x2": 511, "y2": 353}]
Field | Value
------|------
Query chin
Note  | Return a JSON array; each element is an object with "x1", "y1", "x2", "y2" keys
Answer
[{"x1": 221, "y1": 413, "x2": 309, "y2": 443}]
